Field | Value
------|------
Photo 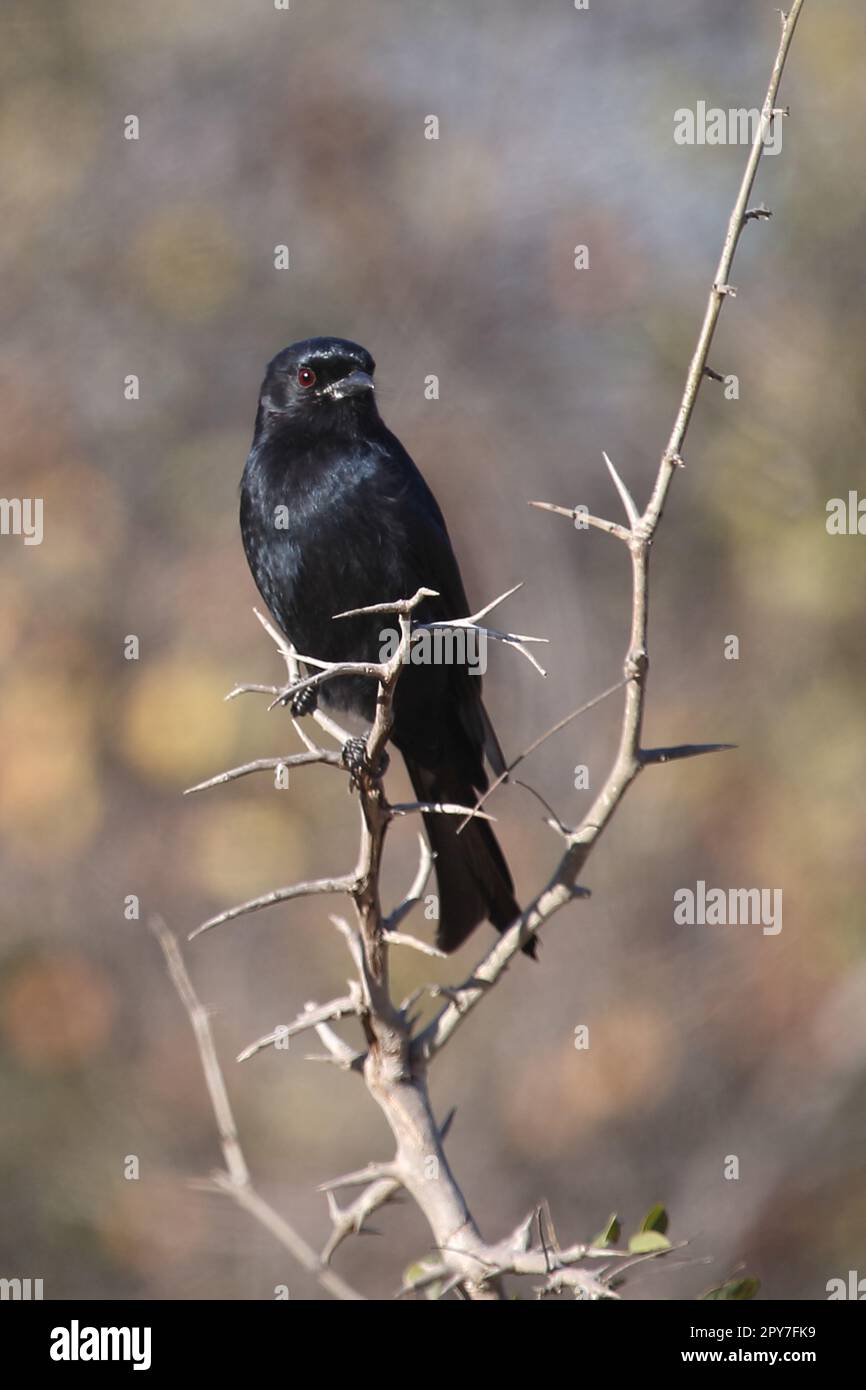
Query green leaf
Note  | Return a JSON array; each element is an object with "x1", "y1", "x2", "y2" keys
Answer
[
  {"x1": 403, "y1": 1260, "x2": 443, "y2": 1300},
  {"x1": 701, "y1": 1276, "x2": 761, "y2": 1302},
  {"x1": 627, "y1": 1231, "x2": 672, "y2": 1255},
  {"x1": 592, "y1": 1213, "x2": 621, "y2": 1248},
  {"x1": 639, "y1": 1204, "x2": 669, "y2": 1235}
]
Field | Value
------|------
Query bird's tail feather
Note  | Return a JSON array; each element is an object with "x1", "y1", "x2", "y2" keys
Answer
[{"x1": 403, "y1": 755, "x2": 533, "y2": 957}]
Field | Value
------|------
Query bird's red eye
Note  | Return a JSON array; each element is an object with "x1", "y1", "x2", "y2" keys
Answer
[{"x1": 297, "y1": 366, "x2": 316, "y2": 388}]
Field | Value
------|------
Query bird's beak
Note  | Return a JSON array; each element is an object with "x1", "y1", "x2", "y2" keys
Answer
[{"x1": 327, "y1": 370, "x2": 375, "y2": 400}]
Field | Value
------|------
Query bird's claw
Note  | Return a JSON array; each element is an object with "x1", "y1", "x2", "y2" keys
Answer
[
  {"x1": 341, "y1": 736, "x2": 389, "y2": 788},
  {"x1": 286, "y1": 683, "x2": 318, "y2": 718}
]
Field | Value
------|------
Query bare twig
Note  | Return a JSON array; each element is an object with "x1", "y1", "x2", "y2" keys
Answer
[
  {"x1": 382, "y1": 930, "x2": 448, "y2": 959},
  {"x1": 237, "y1": 991, "x2": 362, "y2": 1063},
  {"x1": 190, "y1": 876, "x2": 354, "y2": 941},
  {"x1": 150, "y1": 917, "x2": 364, "y2": 1301},
  {"x1": 528, "y1": 498, "x2": 631, "y2": 544},
  {"x1": 458, "y1": 678, "x2": 628, "y2": 830},
  {"x1": 185, "y1": 749, "x2": 341, "y2": 795},
  {"x1": 384, "y1": 834, "x2": 435, "y2": 931},
  {"x1": 322, "y1": 1176, "x2": 403, "y2": 1264}
]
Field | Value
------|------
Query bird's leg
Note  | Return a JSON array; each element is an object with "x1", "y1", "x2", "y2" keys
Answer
[{"x1": 341, "y1": 735, "x2": 390, "y2": 789}]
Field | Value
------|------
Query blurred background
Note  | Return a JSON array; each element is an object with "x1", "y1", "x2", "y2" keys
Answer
[{"x1": 1, "y1": 0, "x2": 864, "y2": 1300}]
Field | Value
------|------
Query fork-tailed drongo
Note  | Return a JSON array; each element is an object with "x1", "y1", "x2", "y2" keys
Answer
[{"x1": 239, "y1": 336, "x2": 528, "y2": 956}]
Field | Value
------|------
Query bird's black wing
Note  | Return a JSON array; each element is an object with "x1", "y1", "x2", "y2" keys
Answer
[{"x1": 384, "y1": 439, "x2": 508, "y2": 781}]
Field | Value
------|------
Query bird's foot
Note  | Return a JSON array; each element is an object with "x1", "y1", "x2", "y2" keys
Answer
[
  {"x1": 285, "y1": 682, "x2": 318, "y2": 718},
  {"x1": 341, "y1": 736, "x2": 389, "y2": 789}
]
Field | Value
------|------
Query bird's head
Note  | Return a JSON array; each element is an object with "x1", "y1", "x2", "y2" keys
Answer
[{"x1": 257, "y1": 337, "x2": 378, "y2": 429}]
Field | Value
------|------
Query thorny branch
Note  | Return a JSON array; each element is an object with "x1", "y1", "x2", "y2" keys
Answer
[
  {"x1": 149, "y1": 917, "x2": 364, "y2": 1301},
  {"x1": 157, "y1": 4, "x2": 807, "y2": 1300}
]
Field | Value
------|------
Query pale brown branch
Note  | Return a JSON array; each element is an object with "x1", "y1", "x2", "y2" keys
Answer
[
  {"x1": 384, "y1": 833, "x2": 434, "y2": 933},
  {"x1": 382, "y1": 930, "x2": 448, "y2": 959},
  {"x1": 528, "y1": 498, "x2": 631, "y2": 544},
  {"x1": 236, "y1": 991, "x2": 362, "y2": 1063},
  {"x1": 318, "y1": 1163, "x2": 398, "y2": 1193},
  {"x1": 150, "y1": 918, "x2": 364, "y2": 1302},
  {"x1": 190, "y1": 876, "x2": 354, "y2": 941},
  {"x1": 184, "y1": 748, "x2": 341, "y2": 795},
  {"x1": 390, "y1": 800, "x2": 496, "y2": 821},
  {"x1": 322, "y1": 1176, "x2": 404, "y2": 1264}
]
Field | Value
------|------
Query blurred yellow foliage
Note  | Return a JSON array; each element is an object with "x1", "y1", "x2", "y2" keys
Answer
[
  {"x1": 187, "y1": 798, "x2": 306, "y2": 901},
  {"x1": 121, "y1": 656, "x2": 238, "y2": 785},
  {"x1": 127, "y1": 206, "x2": 243, "y2": 322},
  {"x1": 0, "y1": 82, "x2": 99, "y2": 226},
  {"x1": 0, "y1": 666, "x2": 102, "y2": 859}
]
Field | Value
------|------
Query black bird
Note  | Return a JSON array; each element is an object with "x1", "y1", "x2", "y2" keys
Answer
[{"x1": 240, "y1": 336, "x2": 529, "y2": 956}]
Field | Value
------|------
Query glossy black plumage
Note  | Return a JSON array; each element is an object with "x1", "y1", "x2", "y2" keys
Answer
[{"x1": 239, "y1": 336, "x2": 527, "y2": 955}]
